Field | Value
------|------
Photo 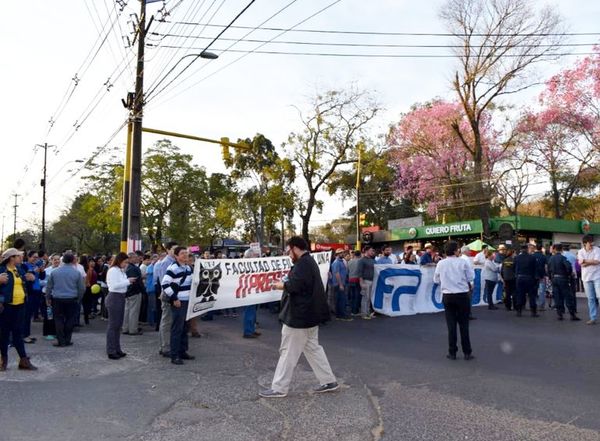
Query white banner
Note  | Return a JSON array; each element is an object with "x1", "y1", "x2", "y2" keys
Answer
[
  {"x1": 372, "y1": 264, "x2": 503, "y2": 316},
  {"x1": 186, "y1": 252, "x2": 332, "y2": 319}
]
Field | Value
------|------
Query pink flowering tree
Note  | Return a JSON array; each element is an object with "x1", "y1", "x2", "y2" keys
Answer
[
  {"x1": 388, "y1": 100, "x2": 504, "y2": 220},
  {"x1": 539, "y1": 47, "x2": 600, "y2": 167}
]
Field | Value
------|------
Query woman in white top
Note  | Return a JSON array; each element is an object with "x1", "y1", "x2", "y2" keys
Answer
[
  {"x1": 105, "y1": 252, "x2": 136, "y2": 360},
  {"x1": 482, "y1": 250, "x2": 501, "y2": 310}
]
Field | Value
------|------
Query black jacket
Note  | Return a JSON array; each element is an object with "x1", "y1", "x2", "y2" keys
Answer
[
  {"x1": 125, "y1": 264, "x2": 145, "y2": 297},
  {"x1": 279, "y1": 252, "x2": 330, "y2": 328},
  {"x1": 547, "y1": 254, "x2": 572, "y2": 279}
]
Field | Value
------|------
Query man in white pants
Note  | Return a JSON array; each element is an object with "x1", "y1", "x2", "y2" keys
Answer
[{"x1": 260, "y1": 236, "x2": 338, "y2": 398}]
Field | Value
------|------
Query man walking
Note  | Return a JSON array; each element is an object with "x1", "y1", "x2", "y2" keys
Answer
[
  {"x1": 548, "y1": 244, "x2": 580, "y2": 321},
  {"x1": 260, "y1": 237, "x2": 338, "y2": 398},
  {"x1": 45, "y1": 253, "x2": 85, "y2": 347},
  {"x1": 434, "y1": 241, "x2": 474, "y2": 361},
  {"x1": 577, "y1": 235, "x2": 600, "y2": 325},
  {"x1": 347, "y1": 250, "x2": 362, "y2": 316}
]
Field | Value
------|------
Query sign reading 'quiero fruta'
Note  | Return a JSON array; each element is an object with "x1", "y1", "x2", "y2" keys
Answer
[
  {"x1": 391, "y1": 219, "x2": 484, "y2": 240},
  {"x1": 425, "y1": 223, "x2": 473, "y2": 235}
]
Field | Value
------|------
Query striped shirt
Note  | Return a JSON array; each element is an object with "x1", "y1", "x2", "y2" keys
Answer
[{"x1": 161, "y1": 262, "x2": 193, "y2": 301}]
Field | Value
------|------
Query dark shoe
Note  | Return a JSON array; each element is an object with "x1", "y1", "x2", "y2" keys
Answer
[
  {"x1": 557, "y1": 314, "x2": 564, "y2": 321},
  {"x1": 53, "y1": 342, "x2": 66, "y2": 347},
  {"x1": 253, "y1": 331, "x2": 262, "y2": 336},
  {"x1": 516, "y1": 310, "x2": 522, "y2": 317},
  {"x1": 108, "y1": 354, "x2": 121, "y2": 360},
  {"x1": 464, "y1": 354, "x2": 475, "y2": 361},
  {"x1": 190, "y1": 332, "x2": 202, "y2": 338},
  {"x1": 122, "y1": 331, "x2": 130, "y2": 335},
  {"x1": 171, "y1": 358, "x2": 184, "y2": 365},
  {"x1": 531, "y1": 313, "x2": 540, "y2": 318},
  {"x1": 243, "y1": 333, "x2": 258, "y2": 339},
  {"x1": 314, "y1": 382, "x2": 340, "y2": 393},
  {"x1": 469, "y1": 316, "x2": 477, "y2": 320},
  {"x1": 446, "y1": 354, "x2": 457, "y2": 360},
  {"x1": 18, "y1": 357, "x2": 38, "y2": 370},
  {"x1": 180, "y1": 353, "x2": 195, "y2": 360},
  {"x1": 129, "y1": 331, "x2": 143, "y2": 336},
  {"x1": 117, "y1": 351, "x2": 127, "y2": 358},
  {"x1": 488, "y1": 306, "x2": 498, "y2": 310},
  {"x1": 65, "y1": 342, "x2": 73, "y2": 346},
  {"x1": 571, "y1": 315, "x2": 581, "y2": 321}
]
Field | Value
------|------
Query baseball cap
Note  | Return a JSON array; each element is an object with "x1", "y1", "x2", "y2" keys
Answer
[{"x1": 424, "y1": 243, "x2": 433, "y2": 249}]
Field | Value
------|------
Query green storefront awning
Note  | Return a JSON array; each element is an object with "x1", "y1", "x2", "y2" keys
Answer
[{"x1": 391, "y1": 220, "x2": 483, "y2": 240}]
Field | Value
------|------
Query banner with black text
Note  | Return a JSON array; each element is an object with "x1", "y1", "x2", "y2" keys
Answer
[{"x1": 186, "y1": 252, "x2": 332, "y2": 320}]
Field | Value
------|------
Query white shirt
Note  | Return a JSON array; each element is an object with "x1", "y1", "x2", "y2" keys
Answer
[
  {"x1": 577, "y1": 246, "x2": 600, "y2": 282},
  {"x1": 107, "y1": 266, "x2": 130, "y2": 293},
  {"x1": 473, "y1": 251, "x2": 486, "y2": 266},
  {"x1": 434, "y1": 256, "x2": 474, "y2": 294},
  {"x1": 76, "y1": 263, "x2": 86, "y2": 279}
]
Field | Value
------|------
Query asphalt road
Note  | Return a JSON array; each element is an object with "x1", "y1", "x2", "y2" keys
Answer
[{"x1": 1, "y1": 300, "x2": 600, "y2": 441}]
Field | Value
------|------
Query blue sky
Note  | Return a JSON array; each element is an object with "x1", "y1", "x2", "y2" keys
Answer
[{"x1": 1, "y1": 0, "x2": 598, "y2": 236}]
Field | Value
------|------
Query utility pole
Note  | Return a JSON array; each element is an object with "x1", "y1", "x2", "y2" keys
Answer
[
  {"x1": 12, "y1": 193, "x2": 19, "y2": 238},
  {"x1": 36, "y1": 143, "x2": 54, "y2": 250},
  {"x1": 127, "y1": 0, "x2": 147, "y2": 252},
  {"x1": 355, "y1": 144, "x2": 363, "y2": 251}
]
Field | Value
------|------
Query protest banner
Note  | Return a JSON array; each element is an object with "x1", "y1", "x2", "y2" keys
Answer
[
  {"x1": 186, "y1": 251, "x2": 332, "y2": 320},
  {"x1": 372, "y1": 264, "x2": 502, "y2": 317}
]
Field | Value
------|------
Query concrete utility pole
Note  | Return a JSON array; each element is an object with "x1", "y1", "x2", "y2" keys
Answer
[{"x1": 127, "y1": 0, "x2": 147, "y2": 252}]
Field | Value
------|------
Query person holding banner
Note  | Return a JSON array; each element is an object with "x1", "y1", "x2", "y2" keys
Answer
[
  {"x1": 434, "y1": 241, "x2": 474, "y2": 361},
  {"x1": 161, "y1": 247, "x2": 195, "y2": 365},
  {"x1": 259, "y1": 236, "x2": 338, "y2": 398}
]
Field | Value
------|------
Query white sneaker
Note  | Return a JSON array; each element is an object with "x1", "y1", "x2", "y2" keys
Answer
[{"x1": 259, "y1": 389, "x2": 287, "y2": 398}]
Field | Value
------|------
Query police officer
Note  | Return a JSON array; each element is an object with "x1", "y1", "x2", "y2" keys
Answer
[
  {"x1": 514, "y1": 244, "x2": 539, "y2": 317},
  {"x1": 548, "y1": 243, "x2": 580, "y2": 321}
]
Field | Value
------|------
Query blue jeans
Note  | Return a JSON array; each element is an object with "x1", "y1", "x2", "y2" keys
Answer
[
  {"x1": 0, "y1": 304, "x2": 27, "y2": 359},
  {"x1": 243, "y1": 305, "x2": 257, "y2": 336},
  {"x1": 348, "y1": 281, "x2": 361, "y2": 314},
  {"x1": 335, "y1": 286, "x2": 349, "y2": 318},
  {"x1": 146, "y1": 291, "x2": 156, "y2": 325},
  {"x1": 583, "y1": 279, "x2": 600, "y2": 321},
  {"x1": 170, "y1": 301, "x2": 189, "y2": 359},
  {"x1": 537, "y1": 279, "x2": 547, "y2": 308},
  {"x1": 484, "y1": 280, "x2": 497, "y2": 308}
]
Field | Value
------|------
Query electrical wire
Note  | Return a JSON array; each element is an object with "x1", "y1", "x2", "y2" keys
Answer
[
  {"x1": 160, "y1": 22, "x2": 600, "y2": 38},
  {"x1": 149, "y1": 33, "x2": 599, "y2": 50},
  {"x1": 152, "y1": 47, "x2": 598, "y2": 58},
  {"x1": 147, "y1": 0, "x2": 344, "y2": 108},
  {"x1": 145, "y1": 0, "x2": 257, "y2": 102}
]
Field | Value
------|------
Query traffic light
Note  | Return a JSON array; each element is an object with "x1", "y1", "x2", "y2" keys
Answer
[
  {"x1": 220, "y1": 137, "x2": 231, "y2": 161},
  {"x1": 359, "y1": 213, "x2": 367, "y2": 226}
]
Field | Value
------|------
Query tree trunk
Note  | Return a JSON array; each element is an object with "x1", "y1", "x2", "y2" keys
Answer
[
  {"x1": 472, "y1": 130, "x2": 491, "y2": 239},
  {"x1": 301, "y1": 192, "x2": 316, "y2": 242}
]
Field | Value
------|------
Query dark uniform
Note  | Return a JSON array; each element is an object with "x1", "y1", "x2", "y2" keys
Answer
[
  {"x1": 501, "y1": 255, "x2": 516, "y2": 310},
  {"x1": 514, "y1": 248, "x2": 539, "y2": 317},
  {"x1": 547, "y1": 252, "x2": 580, "y2": 320}
]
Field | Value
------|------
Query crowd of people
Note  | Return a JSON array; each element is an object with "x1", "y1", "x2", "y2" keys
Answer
[{"x1": 1, "y1": 234, "x2": 599, "y2": 377}]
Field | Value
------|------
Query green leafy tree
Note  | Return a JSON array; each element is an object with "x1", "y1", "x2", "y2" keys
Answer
[
  {"x1": 224, "y1": 134, "x2": 296, "y2": 247},
  {"x1": 286, "y1": 88, "x2": 379, "y2": 241}
]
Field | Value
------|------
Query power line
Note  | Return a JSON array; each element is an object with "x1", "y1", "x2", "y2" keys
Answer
[
  {"x1": 148, "y1": 33, "x2": 599, "y2": 49},
  {"x1": 144, "y1": 0, "x2": 303, "y2": 105},
  {"x1": 145, "y1": 0, "x2": 257, "y2": 102},
  {"x1": 160, "y1": 22, "x2": 600, "y2": 38},
  {"x1": 152, "y1": 47, "x2": 598, "y2": 59},
  {"x1": 147, "y1": 0, "x2": 344, "y2": 108}
]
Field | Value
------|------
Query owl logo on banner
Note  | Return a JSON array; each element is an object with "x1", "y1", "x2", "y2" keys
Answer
[{"x1": 192, "y1": 263, "x2": 222, "y2": 313}]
